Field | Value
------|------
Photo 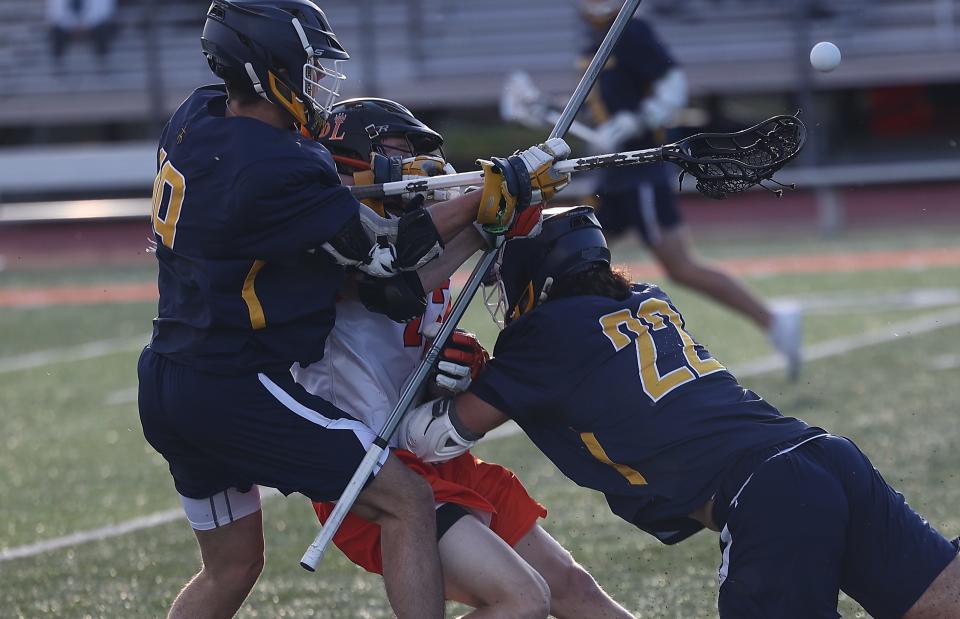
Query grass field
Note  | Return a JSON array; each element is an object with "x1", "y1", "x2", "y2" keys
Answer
[{"x1": 2, "y1": 226, "x2": 960, "y2": 618}]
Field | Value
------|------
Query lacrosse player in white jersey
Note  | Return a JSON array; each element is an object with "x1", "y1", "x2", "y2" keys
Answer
[{"x1": 293, "y1": 97, "x2": 635, "y2": 619}]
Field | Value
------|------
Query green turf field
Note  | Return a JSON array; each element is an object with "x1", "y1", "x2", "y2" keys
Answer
[{"x1": 2, "y1": 228, "x2": 959, "y2": 618}]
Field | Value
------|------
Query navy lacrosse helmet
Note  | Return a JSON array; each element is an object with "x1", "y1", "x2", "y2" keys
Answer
[
  {"x1": 201, "y1": 0, "x2": 349, "y2": 138},
  {"x1": 484, "y1": 206, "x2": 611, "y2": 326},
  {"x1": 318, "y1": 97, "x2": 444, "y2": 174}
]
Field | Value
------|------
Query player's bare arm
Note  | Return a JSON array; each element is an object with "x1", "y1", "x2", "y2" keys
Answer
[{"x1": 416, "y1": 226, "x2": 486, "y2": 293}]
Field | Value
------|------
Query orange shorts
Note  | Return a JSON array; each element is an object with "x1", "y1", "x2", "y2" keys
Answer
[{"x1": 313, "y1": 449, "x2": 547, "y2": 574}]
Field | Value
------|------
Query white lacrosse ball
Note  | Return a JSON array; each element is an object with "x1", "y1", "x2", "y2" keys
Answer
[{"x1": 810, "y1": 41, "x2": 841, "y2": 73}]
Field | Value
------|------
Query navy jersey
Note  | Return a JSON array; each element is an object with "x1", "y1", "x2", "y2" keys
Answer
[
  {"x1": 470, "y1": 284, "x2": 818, "y2": 544},
  {"x1": 583, "y1": 18, "x2": 675, "y2": 133},
  {"x1": 583, "y1": 18, "x2": 677, "y2": 191},
  {"x1": 149, "y1": 85, "x2": 359, "y2": 374}
]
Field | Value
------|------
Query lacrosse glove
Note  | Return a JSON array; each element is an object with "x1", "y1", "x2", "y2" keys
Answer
[
  {"x1": 432, "y1": 329, "x2": 489, "y2": 395},
  {"x1": 476, "y1": 138, "x2": 571, "y2": 236}
]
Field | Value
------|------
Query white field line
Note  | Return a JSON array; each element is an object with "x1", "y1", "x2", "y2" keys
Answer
[
  {"x1": 0, "y1": 489, "x2": 281, "y2": 563},
  {"x1": 775, "y1": 288, "x2": 960, "y2": 314},
  {"x1": 928, "y1": 353, "x2": 960, "y2": 371},
  {"x1": 0, "y1": 337, "x2": 144, "y2": 374},
  {"x1": 103, "y1": 386, "x2": 138, "y2": 406},
  {"x1": 734, "y1": 306, "x2": 960, "y2": 377},
  {"x1": 4, "y1": 306, "x2": 960, "y2": 563}
]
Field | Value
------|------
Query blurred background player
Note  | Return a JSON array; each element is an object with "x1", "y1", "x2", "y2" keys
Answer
[
  {"x1": 295, "y1": 97, "x2": 634, "y2": 619},
  {"x1": 579, "y1": 0, "x2": 803, "y2": 378},
  {"x1": 400, "y1": 205, "x2": 960, "y2": 619},
  {"x1": 135, "y1": 1, "x2": 570, "y2": 617},
  {"x1": 46, "y1": 0, "x2": 116, "y2": 65}
]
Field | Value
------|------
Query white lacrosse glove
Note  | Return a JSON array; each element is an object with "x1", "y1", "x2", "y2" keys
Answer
[
  {"x1": 515, "y1": 137, "x2": 572, "y2": 206},
  {"x1": 590, "y1": 111, "x2": 643, "y2": 154},
  {"x1": 398, "y1": 397, "x2": 480, "y2": 463}
]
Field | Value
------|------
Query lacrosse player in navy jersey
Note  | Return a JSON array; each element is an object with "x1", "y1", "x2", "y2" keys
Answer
[
  {"x1": 580, "y1": 0, "x2": 804, "y2": 379},
  {"x1": 292, "y1": 97, "x2": 635, "y2": 619},
  {"x1": 136, "y1": 2, "x2": 570, "y2": 617},
  {"x1": 399, "y1": 206, "x2": 960, "y2": 619}
]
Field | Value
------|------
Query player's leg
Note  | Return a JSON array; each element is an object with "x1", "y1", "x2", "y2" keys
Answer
[
  {"x1": 631, "y1": 170, "x2": 803, "y2": 378},
  {"x1": 312, "y1": 459, "x2": 547, "y2": 616},
  {"x1": 437, "y1": 511, "x2": 550, "y2": 618},
  {"x1": 448, "y1": 455, "x2": 633, "y2": 617},
  {"x1": 139, "y1": 348, "x2": 267, "y2": 618},
  {"x1": 168, "y1": 509, "x2": 265, "y2": 619},
  {"x1": 649, "y1": 225, "x2": 803, "y2": 378},
  {"x1": 904, "y1": 554, "x2": 960, "y2": 619},
  {"x1": 141, "y1": 350, "x2": 444, "y2": 619},
  {"x1": 713, "y1": 439, "x2": 847, "y2": 618},
  {"x1": 349, "y1": 454, "x2": 445, "y2": 619},
  {"x1": 822, "y1": 436, "x2": 960, "y2": 619},
  {"x1": 514, "y1": 525, "x2": 635, "y2": 619},
  {"x1": 649, "y1": 224, "x2": 772, "y2": 328},
  {"x1": 242, "y1": 373, "x2": 444, "y2": 619}
]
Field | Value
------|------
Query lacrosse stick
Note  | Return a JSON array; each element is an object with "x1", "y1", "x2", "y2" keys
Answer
[
  {"x1": 299, "y1": 0, "x2": 646, "y2": 572},
  {"x1": 350, "y1": 114, "x2": 807, "y2": 202},
  {"x1": 500, "y1": 71, "x2": 601, "y2": 143}
]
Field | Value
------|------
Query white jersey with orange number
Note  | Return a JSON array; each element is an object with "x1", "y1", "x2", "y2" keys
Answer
[{"x1": 291, "y1": 280, "x2": 452, "y2": 446}]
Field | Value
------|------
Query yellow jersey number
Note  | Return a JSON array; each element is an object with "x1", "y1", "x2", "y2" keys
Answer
[
  {"x1": 151, "y1": 148, "x2": 186, "y2": 249},
  {"x1": 599, "y1": 297, "x2": 724, "y2": 402},
  {"x1": 149, "y1": 149, "x2": 265, "y2": 330},
  {"x1": 583, "y1": 298, "x2": 726, "y2": 486}
]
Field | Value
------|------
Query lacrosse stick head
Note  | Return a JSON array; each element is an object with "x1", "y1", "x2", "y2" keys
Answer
[
  {"x1": 500, "y1": 71, "x2": 549, "y2": 129},
  {"x1": 666, "y1": 114, "x2": 807, "y2": 199}
]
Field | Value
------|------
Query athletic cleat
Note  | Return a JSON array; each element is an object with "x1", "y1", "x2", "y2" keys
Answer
[{"x1": 769, "y1": 302, "x2": 803, "y2": 381}]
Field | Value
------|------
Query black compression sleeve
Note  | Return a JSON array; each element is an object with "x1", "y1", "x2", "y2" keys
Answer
[{"x1": 436, "y1": 503, "x2": 470, "y2": 540}]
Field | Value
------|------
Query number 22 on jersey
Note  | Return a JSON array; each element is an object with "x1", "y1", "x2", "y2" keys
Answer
[
  {"x1": 151, "y1": 148, "x2": 186, "y2": 249},
  {"x1": 586, "y1": 297, "x2": 725, "y2": 486},
  {"x1": 599, "y1": 297, "x2": 724, "y2": 402}
]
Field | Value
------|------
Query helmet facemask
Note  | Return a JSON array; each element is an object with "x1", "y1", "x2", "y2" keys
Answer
[
  {"x1": 482, "y1": 206, "x2": 611, "y2": 329},
  {"x1": 370, "y1": 129, "x2": 444, "y2": 162},
  {"x1": 289, "y1": 17, "x2": 346, "y2": 137},
  {"x1": 302, "y1": 56, "x2": 346, "y2": 128},
  {"x1": 481, "y1": 242, "x2": 542, "y2": 329}
]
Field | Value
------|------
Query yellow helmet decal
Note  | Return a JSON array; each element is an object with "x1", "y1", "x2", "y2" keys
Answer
[
  {"x1": 267, "y1": 71, "x2": 308, "y2": 125},
  {"x1": 509, "y1": 281, "x2": 536, "y2": 323}
]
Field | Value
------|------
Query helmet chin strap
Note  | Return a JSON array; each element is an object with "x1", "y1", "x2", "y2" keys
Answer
[
  {"x1": 290, "y1": 18, "x2": 314, "y2": 57},
  {"x1": 243, "y1": 63, "x2": 270, "y2": 102},
  {"x1": 539, "y1": 277, "x2": 554, "y2": 303}
]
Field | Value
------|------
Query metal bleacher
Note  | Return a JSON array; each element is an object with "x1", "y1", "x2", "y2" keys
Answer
[{"x1": 1, "y1": 0, "x2": 958, "y2": 127}]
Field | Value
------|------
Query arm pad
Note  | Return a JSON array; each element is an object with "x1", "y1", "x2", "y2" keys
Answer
[
  {"x1": 396, "y1": 207, "x2": 443, "y2": 270},
  {"x1": 642, "y1": 68, "x2": 688, "y2": 129},
  {"x1": 398, "y1": 397, "x2": 482, "y2": 463},
  {"x1": 321, "y1": 203, "x2": 443, "y2": 277},
  {"x1": 357, "y1": 271, "x2": 427, "y2": 323}
]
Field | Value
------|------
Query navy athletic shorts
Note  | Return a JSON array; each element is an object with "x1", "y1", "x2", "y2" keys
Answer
[
  {"x1": 711, "y1": 434, "x2": 957, "y2": 619},
  {"x1": 594, "y1": 162, "x2": 681, "y2": 245},
  {"x1": 137, "y1": 346, "x2": 384, "y2": 502}
]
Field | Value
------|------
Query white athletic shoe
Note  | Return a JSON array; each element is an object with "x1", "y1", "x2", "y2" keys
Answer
[{"x1": 769, "y1": 302, "x2": 803, "y2": 381}]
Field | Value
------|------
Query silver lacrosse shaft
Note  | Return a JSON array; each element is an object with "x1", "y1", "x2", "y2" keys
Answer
[
  {"x1": 300, "y1": 0, "x2": 643, "y2": 572},
  {"x1": 348, "y1": 144, "x2": 664, "y2": 201}
]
